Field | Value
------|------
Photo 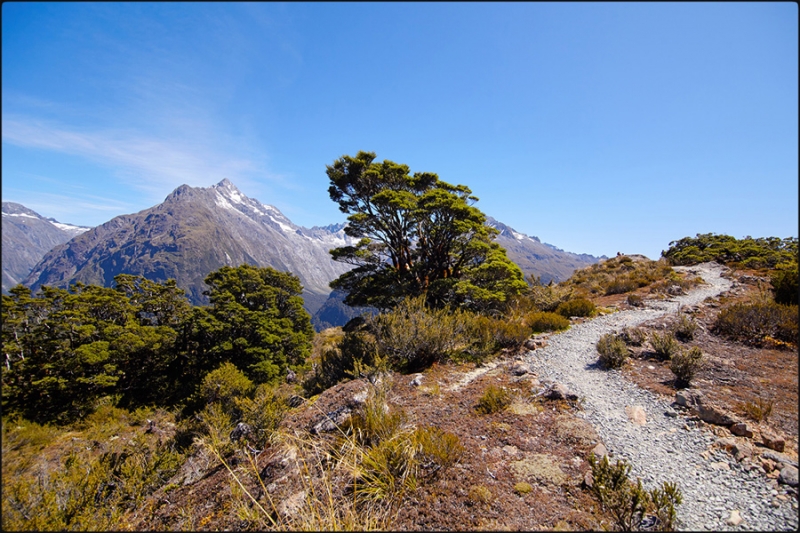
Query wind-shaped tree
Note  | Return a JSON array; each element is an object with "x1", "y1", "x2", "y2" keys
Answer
[{"x1": 327, "y1": 151, "x2": 526, "y2": 312}]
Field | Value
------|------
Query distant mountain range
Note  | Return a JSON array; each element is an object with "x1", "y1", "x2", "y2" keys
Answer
[
  {"x1": 4, "y1": 180, "x2": 602, "y2": 329},
  {"x1": 487, "y1": 217, "x2": 600, "y2": 285},
  {"x1": 19, "y1": 180, "x2": 357, "y2": 314},
  {"x1": 2, "y1": 202, "x2": 90, "y2": 293}
]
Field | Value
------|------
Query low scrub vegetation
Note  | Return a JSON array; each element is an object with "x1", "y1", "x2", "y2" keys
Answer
[
  {"x1": 588, "y1": 453, "x2": 682, "y2": 531},
  {"x1": 714, "y1": 300, "x2": 798, "y2": 348},
  {"x1": 475, "y1": 385, "x2": 513, "y2": 414},
  {"x1": 2, "y1": 407, "x2": 184, "y2": 531},
  {"x1": 619, "y1": 326, "x2": 647, "y2": 346},
  {"x1": 525, "y1": 311, "x2": 571, "y2": 333},
  {"x1": 671, "y1": 314, "x2": 698, "y2": 342},
  {"x1": 670, "y1": 346, "x2": 703, "y2": 388},
  {"x1": 649, "y1": 332, "x2": 680, "y2": 361},
  {"x1": 525, "y1": 275, "x2": 574, "y2": 312},
  {"x1": 597, "y1": 333, "x2": 629, "y2": 369},
  {"x1": 736, "y1": 396, "x2": 774, "y2": 422},
  {"x1": 556, "y1": 297, "x2": 596, "y2": 318},
  {"x1": 559, "y1": 255, "x2": 697, "y2": 297}
]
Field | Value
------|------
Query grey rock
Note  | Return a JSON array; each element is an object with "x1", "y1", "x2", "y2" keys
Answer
[
  {"x1": 543, "y1": 382, "x2": 578, "y2": 401},
  {"x1": 591, "y1": 443, "x2": 608, "y2": 459},
  {"x1": 311, "y1": 406, "x2": 351, "y2": 434},
  {"x1": 696, "y1": 400, "x2": 736, "y2": 426},
  {"x1": 230, "y1": 422, "x2": 252, "y2": 442},
  {"x1": 675, "y1": 389, "x2": 703, "y2": 408},
  {"x1": 779, "y1": 466, "x2": 799, "y2": 487},
  {"x1": 761, "y1": 451, "x2": 799, "y2": 468},
  {"x1": 510, "y1": 361, "x2": 531, "y2": 376},
  {"x1": 410, "y1": 374, "x2": 424, "y2": 387}
]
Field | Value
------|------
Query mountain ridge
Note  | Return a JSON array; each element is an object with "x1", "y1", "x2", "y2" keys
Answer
[
  {"x1": 15, "y1": 181, "x2": 601, "y2": 324},
  {"x1": 2, "y1": 202, "x2": 91, "y2": 293}
]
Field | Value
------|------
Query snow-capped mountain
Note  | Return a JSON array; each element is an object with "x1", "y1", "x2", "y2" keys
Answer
[
  {"x1": 486, "y1": 217, "x2": 601, "y2": 284},
  {"x1": 24, "y1": 180, "x2": 358, "y2": 313},
  {"x1": 2, "y1": 202, "x2": 91, "y2": 293}
]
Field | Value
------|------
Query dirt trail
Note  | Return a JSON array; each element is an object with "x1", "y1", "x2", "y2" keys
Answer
[{"x1": 527, "y1": 263, "x2": 797, "y2": 531}]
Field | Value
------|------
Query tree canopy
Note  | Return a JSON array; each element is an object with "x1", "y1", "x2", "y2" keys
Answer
[
  {"x1": 327, "y1": 151, "x2": 527, "y2": 312},
  {"x1": 183, "y1": 264, "x2": 314, "y2": 384},
  {"x1": 1, "y1": 266, "x2": 314, "y2": 424}
]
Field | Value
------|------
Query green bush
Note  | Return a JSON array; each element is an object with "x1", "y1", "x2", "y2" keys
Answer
[
  {"x1": 671, "y1": 314, "x2": 698, "y2": 342},
  {"x1": 303, "y1": 327, "x2": 385, "y2": 395},
  {"x1": 487, "y1": 318, "x2": 531, "y2": 350},
  {"x1": 649, "y1": 332, "x2": 680, "y2": 361},
  {"x1": 670, "y1": 346, "x2": 703, "y2": 388},
  {"x1": 475, "y1": 385, "x2": 512, "y2": 414},
  {"x1": 596, "y1": 334, "x2": 629, "y2": 369},
  {"x1": 663, "y1": 233, "x2": 798, "y2": 268},
  {"x1": 200, "y1": 362, "x2": 254, "y2": 407},
  {"x1": 714, "y1": 301, "x2": 798, "y2": 347},
  {"x1": 588, "y1": 453, "x2": 682, "y2": 531},
  {"x1": 771, "y1": 265, "x2": 798, "y2": 305},
  {"x1": 525, "y1": 311, "x2": 570, "y2": 333},
  {"x1": 605, "y1": 276, "x2": 640, "y2": 295},
  {"x1": 233, "y1": 383, "x2": 287, "y2": 449},
  {"x1": 372, "y1": 296, "x2": 473, "y2": 371},
  {"x1": 556, "y1": 297, "x2": 596, "y2": 318}
]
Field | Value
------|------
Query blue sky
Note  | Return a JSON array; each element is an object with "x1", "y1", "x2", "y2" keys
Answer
[{"x1": 2, "y1": 2, "x2": 797, "y2": 259}]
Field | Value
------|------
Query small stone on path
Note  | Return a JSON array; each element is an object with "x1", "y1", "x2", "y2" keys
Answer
[
  {"x1": 727, "y1": 510, "x2": 743, "y2": 526},
  {"x1": 625, "y1": 405, "x2": 647, "y2": 425}
]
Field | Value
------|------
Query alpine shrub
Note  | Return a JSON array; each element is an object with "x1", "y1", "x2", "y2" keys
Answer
[
  {"x1": 714, "y1": 301, "x2": 798, "y2": 347},
  {"x1": 596, "y1": 334, "x2": 629, "y2": 369},
  {"x1": 670, "y1": 346, "x2": 703, "y2": 388},
  {"x1": 556, "y1": 297, "x2": 596, "y2": 318},
  {"x1": 475, "y1": 385, "x2": 512, "y2": 414},
  {"x1": 671, "y1": 314, "x2": 698, "y2": 342},
  {"x1": 649, "y1": 332, "x2": 679, "y2": 361},
  {"x1": 525, "y1": 311, "x2": 570, "y2": 333},
  {"x1": 771, "y1": 265, "x2": 798, "y2": 305},
  {"x1": 619, "y1": 326, "x2": 647, "y2": 346},
  {"x1": 588, "y1": 453, "x2": 682, "y2": 531}
]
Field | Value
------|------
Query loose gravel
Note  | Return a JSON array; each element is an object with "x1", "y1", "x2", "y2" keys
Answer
[{"x1": 526, "y1": 262, "x2": 799, "y2": 531}]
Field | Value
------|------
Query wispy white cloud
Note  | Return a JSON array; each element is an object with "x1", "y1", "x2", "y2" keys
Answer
[{"x1": 2, "y1": 114, "x2": 284, "y2": 203}]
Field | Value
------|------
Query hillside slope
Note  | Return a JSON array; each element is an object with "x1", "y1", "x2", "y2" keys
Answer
[
  {"x1": 24, "y1": 180, "x2": 356, "y2": 313},
  {"x1": 2, "y1": 202, "x2": 90, "y2": 293}
]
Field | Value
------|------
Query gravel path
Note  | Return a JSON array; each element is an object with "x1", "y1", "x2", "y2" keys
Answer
[{"x1": 526, "y1": 262, "x2": 799, "y2": 531}]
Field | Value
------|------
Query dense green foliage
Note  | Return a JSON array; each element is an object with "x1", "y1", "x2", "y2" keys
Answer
[
  {"x1": 2, "y1": 280, "x2": 189, "y2": 423},
  {"x1": 2, "y1": 266, "x2": 313, "y2": 424},
  {"x1": 663, "y1": 233, "x2": 798, "y2": 269},
  {"x1": 326, "y1": 151, "x2": 527, "y2": 312},
  {"x1": 183, "y1": 264, "x2": 314, "y2": 384}
]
